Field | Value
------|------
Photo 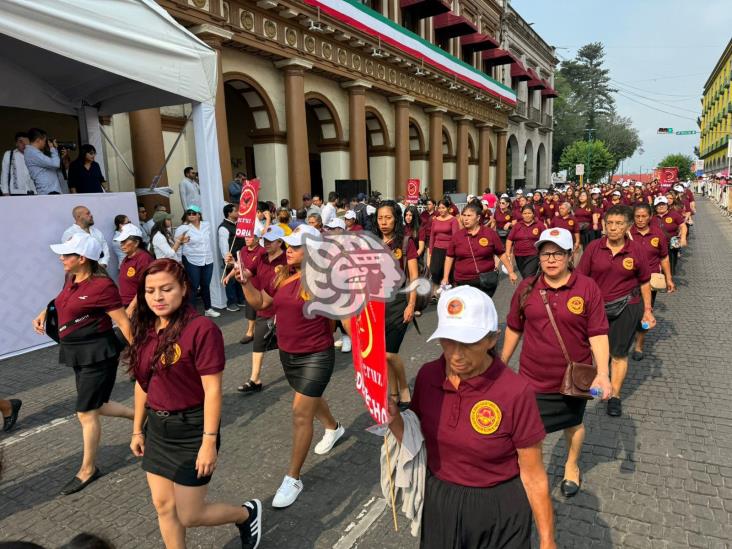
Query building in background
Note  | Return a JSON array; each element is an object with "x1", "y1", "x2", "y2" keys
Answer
[{"x1": 699, "y1": 38, "x2": 731, "y2": 179}]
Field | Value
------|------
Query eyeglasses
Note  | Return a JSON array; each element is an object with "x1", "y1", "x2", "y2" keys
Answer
[
  {"x1": 539, "y1": 251, "x2": 568, "y2": 261},
  {"x1": 186, "y1": 211, "x2": 199, "y2": 215}
]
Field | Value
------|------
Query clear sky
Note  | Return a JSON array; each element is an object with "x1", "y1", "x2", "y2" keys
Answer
[{"x1": 511, "y1": 0, "x2": 732, "y2": 174}]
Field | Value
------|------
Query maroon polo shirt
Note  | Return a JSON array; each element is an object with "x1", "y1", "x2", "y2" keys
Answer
[
  {"x1": 655, "y1": 211, "x2": 685, "y2": 239},
  {"x1": 386, "y1": 235, "x2": 418, "y2": 268},
  {"x1": 410, "y1": 356, "x2": 545, "y2": 488},
  {"x1": 118, "y1": 250, "x2": 154, "y2": 306},
  {"x1": 419, "y1": 211, "x2": 434, "y2": 240},
  {"x1": 55, "y1": 276, "x2": 122, "y2": 340},
  {"x1": 551, "y1": 215, "x2": 579, "y2": 234},
  {"x1": 347, "y1": 224, "x2": 364, "y2": 232},
  {"x1": 417, "y1": 224, "x2": 427, "y2": 244},
  {"x1": 630, "y1": 225, "x2": 668, "y2": 273},
  {"x1": 573, "y1": 205, "x2": 594, "y2": 227},
  {"x1": 251, "y1": 251, "x2": 287, "y2": 319},
  {"x1": 447, "y1": 226, "x2": 505, "y2": 283},
  {"x1": 506, "y1": 272, "x2": 608, "y2": 393},
  {"x1": 532, "y1": 203, "x2": 547, "y2": 220},
  {"x1": 576, "y1": 237, "x2": 651, "y2": 304},
  {"x1": 134, "y1": 313, "x2": 225, "y2": 412},
  {"x1": 429, "y1": 217, "x2": 459, "y2": 252},
  {"x1": 448, "y1": 204, "x2": 459, "y2": 217},
  {"x1": 271, "y1": 275, "x2": 333, "y2": 354},
  {"x1": 238, "y1": 245, "x2": 266, "y2": 272},
  {"x1": 507, "y1": 220, "x2": 546, "y2": 257},
  {"x1": 493, "y1": 208, "x2": 513, "y2": 230},
  {"x1": 545, "y1": 202, "x2": 558, "y2": 219}
]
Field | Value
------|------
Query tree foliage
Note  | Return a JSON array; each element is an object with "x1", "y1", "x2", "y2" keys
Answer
[
  {"x1": 658, "y1": 153, "x2": 694, "y2": 181},
  {"x1": 595, "y1": 114, "x2": 643, "y2": 175},
  {"x1": 561, "y1": 43, "x2": 616, "y2": 130},
  {"x1": 559, "y1": 140, "x2": 615, "y2": 183}
]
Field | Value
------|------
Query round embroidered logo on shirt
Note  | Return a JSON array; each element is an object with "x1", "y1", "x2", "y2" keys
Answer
[
  {"x1": 505, "y1": 215, "x2": 511, "y2": 221},
  {"x1": 567, "y1": 296, "x2": 585, "y2": 315},
  {"x1": 650, "y1": 237, "x2": 660, "y2": 248},
  {"x1": 664, "y1": 216, "x2": 673, "y2": 224},
  {"x1": 568, "y1": 219, "x2": 575, "y2": 226},
  {"x1": 622, "y1": 258, "x2": 634, "y2": 270},
  {"x1": 392, "y1": 248, "x2": 403, "y2": 260},
  {"x1": 126, "y1": 267, "x2": 136, "y2": 278},
  {"x1": 274, "y1": 265, "x2": 284, "y2": 274},
  {"x1": 470, "y1": 400, "x2": 502, "y2": 435},
  {"x1": 446, "y1": 298, "x2": 464, "y2": 317},
  {"x1": 160, "y1": 343, "x2": 182, "y2": 366},
  {"x1": 532, "y1": 228, "x2": 539, "y2": 236},
  {"x1": 478, "y1": 237, "x2": 489, "y2": 247}
]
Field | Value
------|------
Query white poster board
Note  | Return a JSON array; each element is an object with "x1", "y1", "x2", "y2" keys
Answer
[{"x1": 0, "y1": 193, "x2": 139, "y2": 359}]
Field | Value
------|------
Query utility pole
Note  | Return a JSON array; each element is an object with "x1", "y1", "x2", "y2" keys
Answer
[{"x1": 585, "y1": 128, "x2": 595, "y2": 184}]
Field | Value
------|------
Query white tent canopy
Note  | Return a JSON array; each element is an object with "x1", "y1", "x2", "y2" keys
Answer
[{"x1": 0, "y1": 0, "x2": 228, "y2": 358}]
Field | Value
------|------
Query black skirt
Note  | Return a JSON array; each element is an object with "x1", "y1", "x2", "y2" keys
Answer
[
  {"x1": 515, "y1": 255, "x2": 539, "y2": 279},
  {"x1": 608, "y1": 301, "x2": 643, "y2": 358},
  {"x1": 385, "y1": 292, "x2": 410, "y2": 354},
  {"x1": 429, "y1": 247, "x2": 448, "y2": 284},
  {"x1": 279, "y1": 347, "x2": 335, "y2": 397},
  {"x1": 535, "y1": 393, "x2": 587, "y2": 434},
  {"x1": 73, "y1": 356, "x2": 119, "y2": 412},
  {"x1": 421, "y1": 473, "x2": 531, "y2": 549},
  {"x1": 142, "y1": 406, "x2": 219, "y2": 487}
]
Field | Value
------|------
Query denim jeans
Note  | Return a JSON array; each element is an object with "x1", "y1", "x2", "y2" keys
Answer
[
  {"x1": 224, "y1": 270, "x2": 244, "y2": 306},
  {"x1": 183, "y1": 257, "x2": 214, "y2": 310}
]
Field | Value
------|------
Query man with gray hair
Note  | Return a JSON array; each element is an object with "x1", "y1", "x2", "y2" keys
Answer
[{"x1": 61, "y1": 205, "x2": 110, "y2": 266}]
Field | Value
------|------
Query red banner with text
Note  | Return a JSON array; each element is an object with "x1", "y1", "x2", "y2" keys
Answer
[
  {"x1": 406, "y1": 179, "x2": 420, "y2": 205},
  {"x1": 350, "y1": 301, "x2": 388, "y2": 424},
  {"x1": 235, "y1": 179, "x2": 260, "y2": 238},
  {"x1": 658, "y1": 167, "x2": 678, "y2": 192}
]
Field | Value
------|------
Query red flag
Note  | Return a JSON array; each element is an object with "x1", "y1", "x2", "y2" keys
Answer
[
  {"x1": 350, "y1": 301, "x2": 388, "y2": 424},
  {"x1": 658, "y1": 167, "x2": 678, "y2": 192},
  {"x1": 406, "y1": 179, "x2": 420, "y2": 205},
  {"x1": 236, "y1": 179, "x2": 261, "y2": 238}
]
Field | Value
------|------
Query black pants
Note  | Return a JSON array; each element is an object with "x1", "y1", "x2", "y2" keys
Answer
[
  {"x1": 669, "y1": 247, "x2": 679, "y2": 276},
  {"x1": 515, "y1": 255, "x2": 539, "y2": 279},
  {"x1": 430, "y1": 247, "x2": 447, "y2": 284}
]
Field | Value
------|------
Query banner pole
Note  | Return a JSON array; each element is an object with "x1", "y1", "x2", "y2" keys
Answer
[{"x1": 383, "y1": 435, "x2": 398, "y2": 532}]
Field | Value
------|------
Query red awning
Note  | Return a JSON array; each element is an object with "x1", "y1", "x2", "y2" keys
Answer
[
  {"x1": 399, "y1": 0, "x2": 451, "y2": 18},
  {"x1": 434, "y1": 12, "x2": 478, "y2": 39},
  {"x1": 510, "y1": 61, "x2": 531, "y2": 81},
  {"x1": 541, "y1": 83, "x2": 558, "y2": 98},
  {"x1": 526, "y1": 69, "x2": 546, "y2": 90},
  {"x1": 482, "y1": 48, "x2": 513, "y2": 68},
  {"x1": 460, "y1": 32, "x2": 499, "y2": 54}
]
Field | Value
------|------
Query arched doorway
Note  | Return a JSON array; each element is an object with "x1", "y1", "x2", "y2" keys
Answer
[
  {"x1": 536, "y1": 142, "x2": 547, "y2": 188},
  {"x1": 409, "y1": 118, "x2": 427, "y2": 193},
  {"x1": 507, "y1": 134, "x2": 520, "y2": 191},
  {"x1": 365, "y1": 107, "x2": 391, "y2": 197},
  {"x1": 524, "y1": 139, "x2": 535, "y2": 189},
  {"x1": 304, "y1": 93, "x2": 344, "y2": 200}
]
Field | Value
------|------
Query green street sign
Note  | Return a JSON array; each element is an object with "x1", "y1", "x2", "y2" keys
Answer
[{"x1": 675, "y1": 130, "x2": 697, "y2": 135}]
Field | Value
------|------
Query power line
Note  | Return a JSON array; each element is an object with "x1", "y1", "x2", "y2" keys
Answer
[
  {"x1": 614, "y1": 90, "x2": 698, "y2": 122},
  {"x1": 610, "y1": 79, "x2": 700, "y2": 98},
  {"x1": 611, "y1": 83, "x2": 701, "y2": 113}
]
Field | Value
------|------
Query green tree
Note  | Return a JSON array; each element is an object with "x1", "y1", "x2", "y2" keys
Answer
[
  {"x1": 559, "y1": 140, "x2": 615, "y2": 183},
  {"x1": 560, "y1": 43, "x2": 616, "y2": 131},
  {"x1": 595, "y1": 114, "x2": 643, "y2": 176},
  {"x1": 551, "y1": 72, "x2": 585, "y2": 171},
  {"x1": 657, "y1": 153, "x2": 694, "y2": 181}
]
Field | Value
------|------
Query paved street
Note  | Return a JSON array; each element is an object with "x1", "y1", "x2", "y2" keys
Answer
[{"x1": 2, "y1": 198, "x2": 732, "y2": 549}]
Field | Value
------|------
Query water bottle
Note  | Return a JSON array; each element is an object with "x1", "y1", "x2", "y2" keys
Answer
[
  {"x1": 589, "y1": 387, "x2": 603, "y2": 398},
  {"x1": 640, "y1": 321, "x2": 650, "y2": 330}
]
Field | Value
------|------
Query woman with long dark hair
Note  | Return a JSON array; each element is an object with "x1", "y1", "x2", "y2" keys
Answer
[
  {"x1": 427, "y1": 199, "x2": 459, "y2": 285},
  {"x1": 403, "y1": 205, "x2": 426, "y2": 259},
  {"x1": 127, "y1": 259, "x2": 262, "y2": 548},
  {"x1": 150, "y1": 211, "x2": 187, "y2": 261},
  {"x1": 506, "y1": 205, "x2": 546, "y2": 279},
  {"x1": 574, "y1": 190, "x2": 599, "y2": 249},
  {"x1": 237, "y1": 225, "x2": 344, "y2": 508},
  {"x1": 68, "y1": 144, "x2": 107, "y2": 193},
  {"x1": 33, "y1": 233, "x2": 133, "y2": 495},
  {"x1": 112, "y1": 214, "x2": 130, "y2": 265},
  {"x1": 493, "y1": 195, "x2": 514, "y2": 244},
  {"x1": 374, "y1": 201, "x2": 418, "y2": 408}
]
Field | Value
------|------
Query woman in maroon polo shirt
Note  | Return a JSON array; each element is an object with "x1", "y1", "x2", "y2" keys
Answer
[
  {"x1": 441, "y1": 202, "x2": 517, "y2": 296},
  {"x1": 32, "y1": 233, "x2": 134, "y2": 496},
  {"x1": 232, "y1": 230, "x2": 266, "y2": 345},
  {"x1": 389, "y1": 286, "x2": 555, "y2": 548},
  {"x1": 375, "y1": 201, "x2": 419, "y2": 409},
  {"x1": 404, "y1": 205, "x2": 426, "y2": 259},
  {"x1": 127, "y1": 259, "x2": 262, "y2": 549},
  {"x1": 653, "y1": 195, "x2": 687, "y2": 276},
  {"x1": 502, "y1": 227, "x2": 611, "y2": 498},
  {"x1": 531, "y1": 191, "x2": 548, "y2": 221},
  {"x1": 506, "y1": 205, "x2": 546, "y2": 279},
  {"x1": 493, "y1": 196, "x2": 514, "y2": 243},
  {"x1": 427, "y1": 199, "x2": 459, "y2": 285},
  {"x1": 238, "y1": 224, "x2": 344, "y2": 509},
  {"x1": 549, "y1": 202, "x2": 580, "y2": 256},
  {"x1": 114, "y1": 224, "x2": 154, "y2": 315},
  {"x1": 577, "y1": 205, "x2": 655, "y2": 418},
  {"x1": 630, "y1": 203, "x2": 675, "y2": 362}
]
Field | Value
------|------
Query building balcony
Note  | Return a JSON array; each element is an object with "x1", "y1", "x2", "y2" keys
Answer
[
  {"x1": 539, "y1": 113, "x2": 553, "y2": 132},
  {"x1": 526, "y1": 107, "x2": 541, "y2": 128},
  {"x1": 509, "y1": 100, "x2": 528, "y2": 122}
]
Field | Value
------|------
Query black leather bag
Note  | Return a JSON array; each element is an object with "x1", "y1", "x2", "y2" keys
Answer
[
  {"x1": 262, "y1": 318, "x2": 278, "y2": 351},
  {"x1": 44, "y1": 300, "x2": 60, "y2": 343},
  {"x1": 467, "y1": 234, "x2": 499, "y2": 297}
]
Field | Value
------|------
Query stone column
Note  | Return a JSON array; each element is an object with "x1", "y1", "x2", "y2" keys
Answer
[
  {"x1": 426, "y1": 107, "x2": 446, "y2": 199},
  {"x1": 342, "y1": 80, "x2": 372, "y2": 181},
  {"x1": 390, "y1": 95, "x2": 414, "y2": 198},
  {"x1": 276, "y1": 58, "x2": 313, "y2": 201},
  {"x1": 129, "y1": 108, "x2": 169, "y2": 212},
  {"x1": 496, "y1": 130, "x2": 508, "y2": 193},
  {"x1": 455, "y1": 116, "x2": 471, "y2": 194},
  {"x1": 478, "y1": 124, "x2": 491, "y2": 191}
]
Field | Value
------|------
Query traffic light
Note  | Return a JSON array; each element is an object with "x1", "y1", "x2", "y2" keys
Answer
[{"x1": 657, "y1": 128, "x2": 673, "y2": 134}]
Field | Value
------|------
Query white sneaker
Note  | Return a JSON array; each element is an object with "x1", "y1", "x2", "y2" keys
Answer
[
  {"x1": 340, "y1": 335, "x2": 351, "y2": 353},
  {"x1": 205, "y1": 308, "x2": 221, "y2": 318},
  {"x1": 272, "y1": 475, "x2": 303, "y2": 508},
  {"x1": 314, "y1": 423, "x2": 345, "y2": 455}
]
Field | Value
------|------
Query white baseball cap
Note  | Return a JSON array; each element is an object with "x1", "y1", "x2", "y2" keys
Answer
[
  {"x1": 113, "y1": 223, "x2": 143, "y2": 241},
  {"x1": 612, "y1": 190, "x2": 622, "y2": 196},
  {"x1": 500, "y1": 193, "x2": 510, "y2": 199},
  {"x1": 673, "y1": 184, "x2": 684, "y2": 192},
  {"x1": 259, "y1": 225, "x2": 285, "y2": 246},
  {"x1": 515, "y1": 189, "x2": 524, "y2": 195},
  {"x1": 653, "y1": 196, "x2": 669, "y2": 206},
  {"x1": 635, "y1": 182, "x2": 643, "y2": 188},
  {"x1": 50, "y1": 232, "x2": 102, "y2": 261},
  {"x1": 590, "y1": 187, "x2": 601, "y2": 194},
  {"x1": 282, "y1": 224, "x2": 321, "y2": 247},
  {"x1": 622, "y1": 182, "x2": 630, "y2": 188},
  {"x1": 427, "y1": 286, "x2": 498, "y2": 344},
  {"x1": 344, "y1": 210, "x2": 357, "y2": 220},
  {"x1": 365, "y1": 205, "x2": 376, "y2": 216},
  {"x1": 325, "y1": 217, "x2": 346, "y2": 230},
  {"x1": 534, "y1": 227, "x2": 573, "y2": 252}
]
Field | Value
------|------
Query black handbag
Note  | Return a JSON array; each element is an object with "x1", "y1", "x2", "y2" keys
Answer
[
  {"x1": 603, "y1": 287, "x2": 639, "y2": 321},
  {"x1": 262, "y1": 318, "x2": 278, "y2": 351},
  {"x1": 44, "y1": 300, "x2": 60, "y2": 343},
  {"x1": 467, "y1": 233, "x2": 499, "y2": 296}
]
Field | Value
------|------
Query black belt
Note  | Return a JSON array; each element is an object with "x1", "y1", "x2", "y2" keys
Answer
[{"x1": 147, "y1": 405, "x2": 203, "y2": 417}]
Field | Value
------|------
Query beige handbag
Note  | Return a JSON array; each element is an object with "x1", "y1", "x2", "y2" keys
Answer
[{"x1": 650, "y1": 272, "x2": 667, "y2": 292}]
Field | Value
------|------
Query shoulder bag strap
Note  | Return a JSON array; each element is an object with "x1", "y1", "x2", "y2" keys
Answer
[
  {"x1": 401, "y1": 235, "x2": 409, "y2": 272},
  {"x1": 538, "y1": 289, "x2": 573, "y2": 366},
  {"x1": 466, "y1": 232, "x2": 480, "y2": 274}
]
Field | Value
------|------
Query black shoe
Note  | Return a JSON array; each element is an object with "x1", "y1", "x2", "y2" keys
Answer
[
  {"x1": 607, "y1": 397, "x2": 622, "y2": 417},
  {"x1": 631, "y1": 350, "x2": 644, "y2": 361},
  {"x1": 60, "y1": 468, "x2": 101, "y2": 495},
  {"x1": 3, "y1": 399, "x2": 22, "y2": 432},
  {"x1": 238, "y1": 499, "x2": 262, "y2": 549},
  {"x1": 239, "y1": 335, "x2": 254, "y2": 345},
  {"x1": 560, "y1": 474, "x2": 582, "y2": 498},
  {"x1": 237, "y1": 381, "x2": 263, "y2": 394}
]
